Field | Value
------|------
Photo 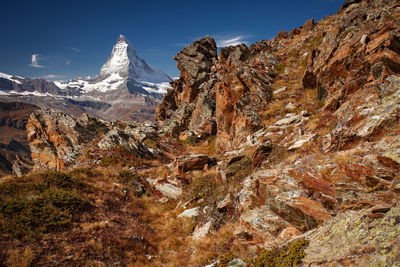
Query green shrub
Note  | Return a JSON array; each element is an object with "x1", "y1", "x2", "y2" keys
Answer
[
  {"x1": 0, "y1": 188, "x2": 80, "y2": 238},
  {"x1": 118, "y1": 170, "x2": 146, "y2": 197},
  {"x1": 178, "y1": 135, "x2": 198, "y2": 145},
  {"x1": 275, "y1": 63, "x2": 286, "y2": 75},
  {"x1": 248, "y1": 238, "x2": 309, "y2": 267},
  {"x1": 0, "y1": 171, "x2": 84, "y2": 238},
  {"x1": 217, "y1": 251, "x2": 237, "y2": 266}
]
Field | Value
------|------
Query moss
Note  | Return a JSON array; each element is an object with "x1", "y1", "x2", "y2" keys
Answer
[
  {"x1": 217, "y1": 251, "x2": 237, "y2": 267},
  {"x1": 179, "y1": 135, "x2": 198, "y2": 145},
  {"x1": 143, "y1": 138, "x2": 159, "y2": 149},
  {"x1": 304, "y1": 34, "x2": 323, "y2": 50},
  {"x1": 248, "y1": 238, "x2": 310, "y2": 267},
  {"x1": 275, "y1": 63, "x2": 286, "y2": 75}
]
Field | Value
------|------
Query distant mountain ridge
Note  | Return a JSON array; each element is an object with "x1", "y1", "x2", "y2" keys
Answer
[{"x1": 0, "y1": 35, "x2": 171, "y2": 121}]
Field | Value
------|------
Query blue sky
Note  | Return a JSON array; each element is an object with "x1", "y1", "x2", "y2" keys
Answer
[{"x1": 0, "y1": 0, "x2": 344, "y2": 80}]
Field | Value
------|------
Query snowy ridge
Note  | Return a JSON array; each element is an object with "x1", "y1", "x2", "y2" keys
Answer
[
  {"x1": 55, "y1": 73, "x2": 125, "y2": 93},
  {"x1": 0, "y1": 72, "x2": 22, "y2": 84}
]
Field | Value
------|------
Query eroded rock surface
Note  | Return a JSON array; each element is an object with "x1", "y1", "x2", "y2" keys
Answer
[{"x1": 27, "y1": 108, "x2": 160, "y2": 170}]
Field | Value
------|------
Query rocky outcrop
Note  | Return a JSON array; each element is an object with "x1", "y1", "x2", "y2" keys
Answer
[
  {"x1": 26, "y1": 108, "x2": 160, "y2": 170},
  {"x1": 301, "y1": 0, "x2": 400, "y2": 109},
  {"x1": 157, "y1": 36, "x2": 278, "y2": 150},
  {"x1": 215, "y1": 44, "x2": 277, "y2": 150},
  {"x1": 156, "y1": 36, "x2": 218, "y2": 138}
]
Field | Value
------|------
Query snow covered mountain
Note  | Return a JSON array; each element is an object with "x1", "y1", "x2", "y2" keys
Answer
[
  {"x1": 0, "y1": 35, "x2": 172, "y2": 121},
  {"x1": 54, "y1": 34, "x2": 171, "y2": 96},
  {"x1": 100, "y1": 35, "x2": 170, "y2": 83}
]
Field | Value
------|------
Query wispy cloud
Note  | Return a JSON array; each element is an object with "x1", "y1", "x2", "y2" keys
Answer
[
  {"x1": 29, "y1": 54, "x2": 46, "y2": 68},
  {"x1": 42, "y1": 74, "x2": 64, "y2": 80},
  {"x1": 173, "y1": 34, "x2": 252, "y2": 49},
  {"x1": 68, "y1": 47, "x2": 83, "y2": 52},
  {"x1": 65, "y1": 59, "x2": 71, "y2": 66},
  {"x1": 215, "y1": 35, "x2": 250, "y2": 47}
]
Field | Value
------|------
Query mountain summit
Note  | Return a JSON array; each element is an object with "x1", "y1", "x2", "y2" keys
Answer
[
  {"x1": 0, "y1": 34, "x2": 172, "y2": 121},
  {"x1": 100, "y1": 34, "x2": 171, "y2": 83}
]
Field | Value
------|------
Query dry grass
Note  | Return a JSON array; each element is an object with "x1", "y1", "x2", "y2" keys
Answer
[{"x1": 8, "y1": 247, "x2": 35, "y2": 267}]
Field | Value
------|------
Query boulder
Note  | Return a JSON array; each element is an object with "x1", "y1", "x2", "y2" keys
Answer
[{"x1": 174, "y1": 154, "x2": 212, "y2": 174}]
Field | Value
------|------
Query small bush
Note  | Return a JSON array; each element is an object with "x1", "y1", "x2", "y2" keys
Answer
[
  {"x1": 275, "y1": 63, "x2": 286, "y2": 75},
  {"x1": 179, "y1": 135, "x2": 198, "y2": 145},
  {"x1": 118, "y1": 170, "x2": 146, "y2": 197},
  {"x1": 217, "y1": 251, "x2": 237, "y2": 266},
  {"x1": 189, "y1": 172, "x2": 218, "y2": 201},
  {"x1": 0, "y1": 171, "x2": 84, "y2": 238},
  {"x1": 248, "y1": 238, "x2": 309, "y2": 266}
]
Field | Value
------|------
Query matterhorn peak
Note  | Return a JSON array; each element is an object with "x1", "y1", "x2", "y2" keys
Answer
[
  {"x1": 99, "y1": 34, "x2": 171, "y2": 83},
  {"x1": 117, "y1": 34, "x2": 129, "y2": 43}
]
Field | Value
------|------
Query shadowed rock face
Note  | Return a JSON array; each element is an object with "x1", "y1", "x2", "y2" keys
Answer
[{"x1": 0, "y1": 101, "x2": 38, "y2": 177}]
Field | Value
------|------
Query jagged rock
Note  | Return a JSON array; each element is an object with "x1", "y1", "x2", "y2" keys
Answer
[
  {"x1": 215, "y1": 44, "x2": 276, "y2": 150},
  {"x1": 288, "y1": 134, "x2": 316, "y2": 151},
  {"x1": 301, "y1": 18, "x2": 315, "y2": 32},
  {"x1": 158, "y1": 35, "x2": 277, "y2": 149},
  {"x1": 302, "y1": 70, "x2": 316, "y2": 89},
  {"x1": 192, "y1": 220, "x2": 212, "y2": 240},
  {"x1": 251, "y1": 144, "x2": 273, "y2": 168},
  {"x1": 268, "y1": 196, "x2": 331, "y2": 232},
  {"x1": 275, "y1": 113, "x2": 302, "y2": 126},
  {"x1": 174, "y1": 154, "x2": 211, "y2": 174},
  {"x1": 178, "y1": 207, "x2": 199, "y2": 218},
  {"x1": 26, "y1": 108, "x2": 158, "y2": 170},
  {"x1": 11, "y1": 155, "x2": 33, "y2": 177},
  {"x1": 155, "y1": 182, "x2": 182, "y2": 200},
  {"x1": 157, "y1": 36, "x2": 218, "y2": 138}
]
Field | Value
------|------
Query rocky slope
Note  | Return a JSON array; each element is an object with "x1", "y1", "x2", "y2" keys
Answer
[
  {"x1": 0, "y1": 35, "x2": 171, "y2": 122},
  {"x1": 1, "y1": 0, "x2": 400, "y2": 266}
]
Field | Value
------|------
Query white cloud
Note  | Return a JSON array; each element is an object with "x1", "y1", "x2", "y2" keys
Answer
[
  {"x1": 68, "y1": 47, "x2": 83, "y2": 52},
  {"x1": 65, "y1": 59, "x2": 71, "y2": 66},
  {"x1": 29, "y1": 54, "x2": 46, "y2": 68},
  {"x1": 215, "y1": 35, "x2": 250, "y2": 47},
  {"x1": 42, "y1": 74, "x2": 64, "y2": 80}
]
